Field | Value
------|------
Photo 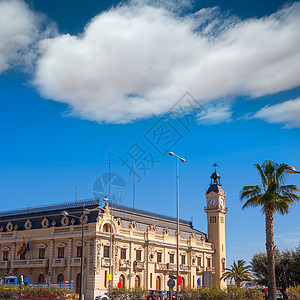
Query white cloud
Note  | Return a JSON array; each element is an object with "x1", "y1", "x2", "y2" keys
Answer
[
  {"x1": 1, "y1": 0, "x2": 300, "y2": 124},
  {"x1": 197, "y1": 101, "x2": 232, "y2": 125},
  {"x1": 253, "y1": 98, "x2": 300, "y2": 128},
  {"x1": 0, "y1": 0, "x2": 56, "y2": 74},
  {"x1": 33, "y1": 1, "x2": 300, "y2": 124}
]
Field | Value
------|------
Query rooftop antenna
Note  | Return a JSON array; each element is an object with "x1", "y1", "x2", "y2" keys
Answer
[
  {"x1": 106, "y1": 150, "x2": 114, "y2": 204},
  {"x1": 75, "y1": 186, "x2": 77, "y2": 205},
  {"x1": 133, "y1": 144, "x2": 135, "y2": 211}
]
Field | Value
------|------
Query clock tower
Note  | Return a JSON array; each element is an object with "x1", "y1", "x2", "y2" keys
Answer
[{"x1": 205, "y1": 169, "x2": 227, "y2": 289}]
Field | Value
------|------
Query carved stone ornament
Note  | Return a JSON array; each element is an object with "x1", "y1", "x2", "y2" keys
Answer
[
  {"x1": 96, "y1": 242, "x2": 101, "y2": 274},
  {"x1": 14, "y1": 224, "x2": 18, "y2": 231},
  {"x1": 71, "y1": 218, "x2": 75, "y2": 225},
  {"x1": 147, "y1": 225, "x2": 156, "y2": 233},
  {"x1": 190, "y1": 232, "x2": 196, "y2": 240},
  {"x1": 163, "y1": 227, "x2": 169, "y2": 236},
  {"x1": 6, "y1": 221, "x2": 13, "y2": 232},
  {"x1": 89, "y1": 239, "x2": 94, "y2": 275},
  {"x1": 149, "y1": 246, "x2": 155, "y2": 261},
  {"x1": 25, "y1": 219, "x2": 32, "y2": 230},
  {"x1": 116, "y1": 218, "x2": 122, "y2": 227},
  {"x1": 0, "y1": 226, "x2": 3, "y2": 232},
  {"x1": 41, "y1": 218, "x2": 49, "y2": 228},
  {"x1": 61, "y1": 216, "x2": 69, "y2": 226},
  {"x1": 52, "y1": 220, "x2": 56, "y2": 227},
  {"x1": 104, "y1": 202, "x2": 110, "y2": 215},
  {"x1": 129, "y1": 221, "x2": 137, "y2": 230},
  {"x1": 80, "y1": 215, "x2": 88, "y2": 225}
]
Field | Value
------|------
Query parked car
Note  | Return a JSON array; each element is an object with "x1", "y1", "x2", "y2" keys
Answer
[
  {"x1": 95, "y1": 295, "x2": 109, "y2": 300},
  {"x1": 147, "y1": 290, "x2": 167, "y2": 299}
]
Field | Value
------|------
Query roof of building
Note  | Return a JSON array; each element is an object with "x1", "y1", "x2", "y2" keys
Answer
[{"x1": 0, "y1": 199, "x2": 207, "y2": 241}]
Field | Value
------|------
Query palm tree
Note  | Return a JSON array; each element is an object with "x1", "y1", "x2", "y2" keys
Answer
[
  {"x1": 220, "y1": 259, "x2": 255, "y2": 287},
  {"x1": 240, "y1": 160, "x2": 300, "y2": 300}
]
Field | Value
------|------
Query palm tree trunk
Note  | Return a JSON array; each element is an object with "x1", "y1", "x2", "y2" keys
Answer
[{"x1": 265, "y1": 208, "x2": 276, "y2": 300}]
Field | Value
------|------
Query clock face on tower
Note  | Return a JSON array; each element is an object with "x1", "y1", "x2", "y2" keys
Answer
[
  {"x1": 209, "y1": 197, "x2": 217, "y2": 207},
  {"x1": 220, "y1": 198, "x2": 224, "y2": 207}
]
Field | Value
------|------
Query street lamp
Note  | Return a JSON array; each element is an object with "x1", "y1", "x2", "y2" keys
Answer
[
  {"x1": 284, "y1": 165, "x2": 300, "y2": 174},
  {"x1": 103, "y1": 198, "x2": 113, "y2": 294},
  {"x1": 61, "y1": 205, "x2": 101, "y2": 300},
  {"x1": 169, "y1": 151, "x2": 185, "y2": 300}
]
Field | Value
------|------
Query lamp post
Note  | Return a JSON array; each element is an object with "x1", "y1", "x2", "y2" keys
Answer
[
  {"x1": 61, "y1": 205, "x2": 101, "y2": 300},
  {"x1": 169, "y1": 151, "x2": 185, "y2": 300},
  {"x1": 103, "y1": 198, "x2": 113, "y2": 294},
  {"x1": 284, "y1": 165, "x2": 300, "y2": 174}
]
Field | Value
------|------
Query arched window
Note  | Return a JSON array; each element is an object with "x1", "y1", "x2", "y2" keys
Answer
[
  {"x1": 156, "y1": 276, "x2": 161, "y2": 291},
  {"x1": 103, "y1": 223, "x2": 111, "y2": 233},
  {"x1": 38, "y1": 274, "x2": 45, "y2": 283},
  {"x1": 135, "y1": 275, "x2": 140, "y2": 289},
  {"x1": 57, "y1": 273, "x2": 64, "y2": 283},
  {"x1": 76, "y1": 274, "x2": 81, "y2": 293},
  {"x1": 119, "y1": 274, "x2": 125, "y2": 289}
]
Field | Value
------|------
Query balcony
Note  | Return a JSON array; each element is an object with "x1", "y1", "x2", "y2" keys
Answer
[
  {"x1": 71, "y1": 257, "x2": 86, "y2": 267},
  {"x1": 133, "y1": 261, "x2": 145, "y2": 269},
  {"x1": 13, "y1": 260, "x2": 29, "y2": 268},
  {"x1": 101, "y1": 258, "x2": 112, "y2": 267},
  {"x1": 52, "y1": 258, "x2": 66, "y2": 267},
  {"x1": 119, "y1": 259, "x2": 131, "y2": 269},
  {"x1": 0, "y1": 261, "x2": 9, "y2": 269},
  {"x1": 180, "y1": 265, "x2": 190, "y2": 272},
  {"x1": 155, "y1": 262, "x2": 168, "y2": 271}
]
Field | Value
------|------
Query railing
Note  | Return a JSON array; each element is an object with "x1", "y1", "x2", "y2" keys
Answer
[
  {"x1": 204, "y1": 206, "x2": 228, "y2": 212},
  {"x1": 102, "y1": 258, "x2": 112, "y2": 267},
  {"x1": 0, "y1": 261, "x2": 9, "y2": 269},
  {"x1": 119, "y1": 259, "x2": 131, "y2": 269},
  {"x1": 133, "y1": 261, "x2": 146, "y2": 269},
  {"x1": 71, "y1": 257, "x2": 86, "y2": 266},
  {"x1": 52, "y1": 258, "x2": 66, "y2": 267}
]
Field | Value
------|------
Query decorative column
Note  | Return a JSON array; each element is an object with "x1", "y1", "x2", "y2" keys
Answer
[
  {"x1": 9, "y1": 242, "x2": 16, "y2": 275},
  {"x1": 130, "y1": 242, "x2": 134, "y2": 289},
  {"x1": 67, "y1": 238, "x2": 72, "y2": 281},
  {"x1": 49, "y1": 240, "x2": 54, "y2": 282}
]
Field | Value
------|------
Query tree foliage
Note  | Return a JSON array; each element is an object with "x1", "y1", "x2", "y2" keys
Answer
[
  {"x1": 251, "y1": 247, "x2": 300, "y2": 298},
  {"x1": 220, "y1": 259, "x2": 255, "y2": 287},
  {"x1": 240, "y1": 160, "x2": 300, "y2": 300}
]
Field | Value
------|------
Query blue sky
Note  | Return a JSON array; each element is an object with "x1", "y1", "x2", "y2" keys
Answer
[{"x1": 1, "y1": 0, "x2": 300, "y2": 267}]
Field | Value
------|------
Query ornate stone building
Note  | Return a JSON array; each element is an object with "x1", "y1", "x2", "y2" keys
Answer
[{"x1": 0, "y1": 172, "x2": 227, "y2": 299}]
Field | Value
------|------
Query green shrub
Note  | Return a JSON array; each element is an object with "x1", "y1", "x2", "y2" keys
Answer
[
  {"x1": 180, "y1": 286, "x2": 265, "y2": 300},
  {"x1": 287, "y1": 285, "x2": 300, "y2": 300}
]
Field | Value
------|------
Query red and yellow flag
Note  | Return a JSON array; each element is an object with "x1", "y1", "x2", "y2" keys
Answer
[{"x1": 17, "y1": 237, "x2": 27, "y2": 256}]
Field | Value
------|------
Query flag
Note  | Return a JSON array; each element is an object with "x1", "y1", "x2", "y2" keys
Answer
[
  {"x1": 17, "y1": 237, "x2": 27, "y2": 256},
  {"x1": 26, "y1": 243, "x2": 30, "y2": 252}
]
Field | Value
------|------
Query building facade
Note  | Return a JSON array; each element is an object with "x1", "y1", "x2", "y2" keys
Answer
[{"x1": 0, "y1": 172, "x2": 227, "y2": 299}]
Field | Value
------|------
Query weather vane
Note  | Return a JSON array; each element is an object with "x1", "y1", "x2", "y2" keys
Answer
[{"x1": 213, "y1": 163, "x2": 219, "y2": 171}]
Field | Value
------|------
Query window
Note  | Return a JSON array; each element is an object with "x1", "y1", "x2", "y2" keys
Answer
[
  {"x1": 104, "y1": 271, "x2": 107, "y2": 288},
  {"x1": 222, "y1": 259, "x2": 226, "y2": 272},
  {"x1": 197, "y1": 256, "x2": 201, "y2": 266},
  {"x1": 104, "y1": 246, "x2": 110, "y2": 258},
  {"x1": 135, "y1": 275, "x2": 140, "y2": 289},
  {"x1": 157, "y1": 252, "x2": 162, "y2": 263},
  {"x1": 119, "y1": 274, "x2": 125, "y2": 289},
  {"x1": 57, "y1": 273, "x2": 64, "y2": 283},
  {"x1": 77, "y1": 246, "x2": 82, "y2": 258},
  {"x1": 58, "y1": 247, "x2": 64, "y2": 258},
  {"x1": 39, "y1": 249, "x2": 45, "y2": 259},
  {"x1": 136, "y1": 250, "x2": 141, "y2": 261},
  {"x1": 210, "y1": 216, "x2": 217, "y2": 223},
  {"x1": 103, "y1": 223, "x2": 111, "y2": 233},
  {"x1": 3, "y1": 251, "x2": 9, "y2": 261},
  {"x1": 181, "y1": 255, "x2": 186, "y2": 265},
  {"x1": 121, "y1": 248, "x2": 126, "y2": 260},
  {"x1": 207, "y1": 257, "x2": 211, "y2": 267},
  {"x1": 150, "y1": 273, "x2": 152, "y2": 288},
  {"x1": 169, "y1": 253, "x2": 174, "y2": 264}
]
